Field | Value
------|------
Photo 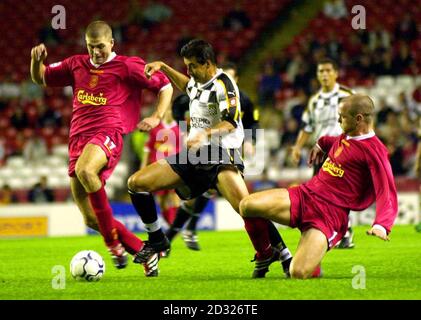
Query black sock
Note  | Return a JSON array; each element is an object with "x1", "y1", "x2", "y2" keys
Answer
[
  {"x1": 166, "y1": 205, "x2": 192, "y2": 241},
  {"x1": 267, "y1": 221, "x2": 292, "y2": 263},
  {"x1": 186, "y1": 214, "x2": 200, "y2": 231},
  {"x1": 185, "y1": 195, "x2": 209, "y2": 231},
  {"x1": 268, "y1": 221, "x2": 284, "y2": 248},
  {"x1": 129, "y1": 190, "x2": 164, "y2": 243}
]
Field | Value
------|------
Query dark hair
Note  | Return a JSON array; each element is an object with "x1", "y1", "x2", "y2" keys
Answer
[
  {"x1": 317, "y1": 58, "x2": 338, "y2": 70},
  {"x1": 180, "y1": 39, "x2": 216, "y2": 65}
]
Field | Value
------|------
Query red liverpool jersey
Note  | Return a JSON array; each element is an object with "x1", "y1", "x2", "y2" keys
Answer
[
  {"x1": 44, "y1": 53, "x2": 170, "y2": 137},
  {"x1": 305, "y1": 132, "x2": 398, "y2": 233},
  {"x1": 144, "y1": 121, "x2": 182, "y2": 164}
]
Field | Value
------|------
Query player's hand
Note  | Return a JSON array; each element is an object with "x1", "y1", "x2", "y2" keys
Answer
[
  {"x1": 144, "y1": 61, "x2": 163, "y2": 79},
  {"x1": 307, "y1": 144, "x2": 325, "y2": 167},
  {"x1": 31, "y1": 43, "x2": 48, "y2": 62},
  {"x1": 366, "y1": 227, "x2": 390, "y2": 241},
  {"x1": 137, "y1": 116, "x2": 161, "y2": 132},
  {"x1": 243, "y1": 141, "x2": 255, "y2": 158},
  {"x1": 290, "y1": 146, "x2": 301, "y2": 166},
  {"x1": 187, "y1": 131, "x2": 207, "y2": 152}
]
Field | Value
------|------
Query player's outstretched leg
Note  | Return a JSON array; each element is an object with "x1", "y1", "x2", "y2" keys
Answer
[{"x1": 128, "y1": 161, "x2": 183, "y2": 275}]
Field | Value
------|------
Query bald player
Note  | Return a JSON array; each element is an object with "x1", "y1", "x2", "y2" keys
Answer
[
  {"x1": 30, "y1": 21, "x2": 173, "y2": 276},
  {"x1": 240, "y1": 94, "x2": 398, "y2": 279}
]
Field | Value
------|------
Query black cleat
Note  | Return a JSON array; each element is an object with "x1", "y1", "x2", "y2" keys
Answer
[
  {"x1": 251, "y1": 247, "x2": 281, "y2": 278},
  {"x1": 133, "y1": 241, "x2": 160, "y2": 277},
  {"x1": 335, "y1": 228, "x2": 355, "y2": 249}
]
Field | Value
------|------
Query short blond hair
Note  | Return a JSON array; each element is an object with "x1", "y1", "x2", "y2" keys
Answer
[{"x1": 85, "y1": 21, "x2": 112, "y2": 40}]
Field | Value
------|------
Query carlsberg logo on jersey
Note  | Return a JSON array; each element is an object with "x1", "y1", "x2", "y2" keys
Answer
[{"x1": 77, "y1": 90, "x2": 107, "y2": 106}]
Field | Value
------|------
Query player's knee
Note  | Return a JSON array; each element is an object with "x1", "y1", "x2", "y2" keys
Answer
[
  {"x1": 290, "y1": 264, "x2": 312, "y2": 279},
  {"x1": 239, "y1": 197, "x2": 252, "y2": 217},
  {"x1": 127, "y1": 174, "x2": 150, "y2": 193},
  {"x1": 75, "y1": 167, "x2": 96, "y2": 186}
]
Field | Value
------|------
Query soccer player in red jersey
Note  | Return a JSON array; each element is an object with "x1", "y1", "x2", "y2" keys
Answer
[
  {"x1": 240, "y1": 94, "x2": 398, "y2": 279},
  {"x1": 30, "y1": 21, "x2": 173, "y2": 277}
]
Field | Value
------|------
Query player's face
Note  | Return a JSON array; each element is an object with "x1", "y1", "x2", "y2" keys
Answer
[
  {"x1": 317, "y1": 63, "x2": 338, "y2": 89},
  {"x1": 86, "y1": 36, "x2": 114, "y2": 65},
  {"x1": 183, "y1": 57, "x2": 211, "y2": 83},
  {"x1": 338, "y1": 102, "x2": 356, "y2": 135}
]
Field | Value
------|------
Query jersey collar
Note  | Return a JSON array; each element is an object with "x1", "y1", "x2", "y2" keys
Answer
[
  {"x1": 319, "y1": 83, "x2": 339, "y2": 98},
  {"x1": 346, "y1": 131, "x2": 375, "y2": 140},
  {"x1": 89, "y1": 52, "x2": 117, "y2": 68},
  {"x1": 198, "y1": 68, "x2": 223, "y2": 89}
]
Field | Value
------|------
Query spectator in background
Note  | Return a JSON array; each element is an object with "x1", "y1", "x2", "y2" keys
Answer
[
  {"x1": 28, "y1": 176, "x2": 54, "y2": 203},
  {"x1": 10, "y1": 107, "x2": 29, "y2": 130},
  {"x1": 0, "y1": 184, "x2": 16, "y2": 205},
  {"x1": 142, "y1": 0, "x2": 172, "y2": 30},
  {"x1": 23, "y1": 136, "x2": 48, "y2": 165},
  {"x1": 222, "y1": 2, "x2": 251, "y2": 31},
  {"x1": 323, "y1": 0, "x2": 347, "y2": 20},
  {"x1": 258, "y1": 63, "x2": 282, "y2": 107},
  {"x1": 394, "y1": 13, "x2": 418, "y2": 42},
  {"x1": 0, "y1": 137, "x2": 6, "y2": 166},
  {"x1": 38, "y1": 22, "x2": 62, "y2": 46}
]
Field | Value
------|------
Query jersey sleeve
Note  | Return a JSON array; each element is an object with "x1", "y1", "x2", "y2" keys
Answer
[
  {"x1": 366, "y1": 145, "x2": 398, "y2": 234},
  {"x1": 216, "y1": 74, "x2": 241, "y2": 128},
  {"x1": 127, "y1": 57, "x2": 171, "y2": 93},
  {"x1": 44, "y1": 57, "x2": 73, "y2": 87}
]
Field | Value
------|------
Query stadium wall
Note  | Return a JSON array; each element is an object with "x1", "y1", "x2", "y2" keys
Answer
[{"x1": 0, "y1": 192, "x2": 418, "y2": 237}]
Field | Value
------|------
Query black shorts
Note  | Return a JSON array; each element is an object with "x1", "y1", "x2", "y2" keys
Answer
[{"x1": 166, "y1": 145, "x2": 244, "y2": 200}]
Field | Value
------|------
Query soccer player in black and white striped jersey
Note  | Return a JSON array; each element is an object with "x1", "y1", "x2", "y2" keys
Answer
[
  {"x1": 291, "y1": 58, "x2": 355, "y2": 249},
  {"x1": 128, "y1": 40, "x2": 291, "y2": 277}
]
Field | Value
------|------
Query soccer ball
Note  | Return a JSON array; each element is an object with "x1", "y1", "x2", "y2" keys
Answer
[{"x1": 70, "y1": 250, "x2": 105, "y2": 281}]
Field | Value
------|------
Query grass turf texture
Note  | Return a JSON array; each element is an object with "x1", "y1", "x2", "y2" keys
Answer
[{"x1": 0, "y1": 225, "x2": 420, "y2": 300}]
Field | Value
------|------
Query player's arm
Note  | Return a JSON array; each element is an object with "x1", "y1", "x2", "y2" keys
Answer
[
  {"x1": 30, "y1": 43, "x2": 48, "y2": 85},
  {"x1": 145, "y1": 61, "x2": 189, "y2": 92},
  {"x1": 365, "y1": 148, "x2": 398, "y2": 241},
  {"x1": 291, "y1": 99, "x2": 314, "y2": 165},
  {"x1": 137, "y1": 85, "x2": 173, "y2": 131}
]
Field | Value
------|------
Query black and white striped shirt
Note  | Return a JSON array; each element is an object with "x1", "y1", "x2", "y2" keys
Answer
[
  {"x1": 302, "y1": 83, "x2": 354, "y2": 141},
  {"x1": 186, "y1": 69, "x2": 244, "y2": 149}
]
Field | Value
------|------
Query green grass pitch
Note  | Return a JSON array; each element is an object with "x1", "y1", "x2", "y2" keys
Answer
[{"x1": 0, "y1": 226, "x2": 420, "y2": 300}]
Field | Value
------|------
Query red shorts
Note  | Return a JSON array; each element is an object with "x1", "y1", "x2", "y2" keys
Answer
[
  {"x1": 68, "y1": 130, "x2": 124, "y2": 183},
  {"x1": 288, "y1": 185, "x2": 349, "y2": 249}
]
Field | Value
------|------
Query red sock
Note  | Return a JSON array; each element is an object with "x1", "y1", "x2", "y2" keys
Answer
[
  {"x1": 88, "y1": 186, "x2": 119, "y2": 247},
  {"x1": 243, "y1": 217, "x2": 272, "y2": 260},
  {"x1": 113, "y1": 219, "x2": 143, "y2": 255},
  {"x1": 162, "y1": 207, "x2": 177, "y2": 225}
]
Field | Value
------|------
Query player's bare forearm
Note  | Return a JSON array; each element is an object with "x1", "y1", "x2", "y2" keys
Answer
[
  {"x1": 294, "y1": 130, "x2": 310, "y2": 149},
  {"x1": 30, "y1": 59, "x2": 46, "y2": 85},
  {"x1": 153, "y1": 85, "x2": 173, "y2": 119},
  {"x1": 145, "y1": 61, "x2": 189, "y2": 91},
  {"x1": 30, "y1": 43, "x2": 48, "y2": 85},
  {"x1": 159, "y1": 63, "x2": 190, "y2": 92}
]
